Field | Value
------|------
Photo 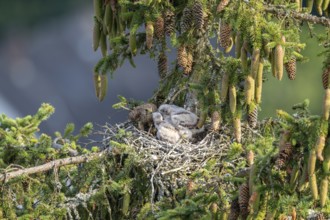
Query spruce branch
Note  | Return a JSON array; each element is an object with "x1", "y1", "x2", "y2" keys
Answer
[
  {"x1": 264, "y1": 4, "x2": 330, "y2": 27},
  {"x1": 0, "y1": 150, "x2": 107, "y2": 182}
]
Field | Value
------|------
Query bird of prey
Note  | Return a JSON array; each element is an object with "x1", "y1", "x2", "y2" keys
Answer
[
  {"x1": 152, "y1": 112, "x2": 181, "y2": 143},
  {"x1": 158, "y1": 104, "x2": 198, "y2": 128},
  {"x1": 129, "y1": 103, "x2": 157, "y2": 130}
]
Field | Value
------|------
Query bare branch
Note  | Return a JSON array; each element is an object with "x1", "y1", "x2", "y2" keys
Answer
[
  {"x1": 0, "y1": 151, "x2": 107, "y2": 182},
  {"x1": 265, "y1": 4, "x2": 330, "y2": 27}
]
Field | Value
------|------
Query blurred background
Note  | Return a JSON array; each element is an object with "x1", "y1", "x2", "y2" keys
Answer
[{"x1": 0, "y1": 1, "x2": 325, "y2": 135}]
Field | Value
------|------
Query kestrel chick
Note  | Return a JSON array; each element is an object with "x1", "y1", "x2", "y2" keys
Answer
[
  {"x1": 158, "y1": 104, "x2": 198, "y2": 128},
  {"x1": 170, "y1": 111, "x2": 198, "y2": 128},
  {"x1": 153, "y1": 112, "x2": 180, "y2": 143}
]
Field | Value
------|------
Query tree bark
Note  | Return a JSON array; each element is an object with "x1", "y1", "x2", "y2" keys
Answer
[{"x1": 0, "y1": 151, "x2": 106, "y2": 182}]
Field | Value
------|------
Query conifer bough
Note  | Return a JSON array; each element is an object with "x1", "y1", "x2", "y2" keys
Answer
[{"x1": 88, "y1": 0, "x2": 330, "y2": 218}]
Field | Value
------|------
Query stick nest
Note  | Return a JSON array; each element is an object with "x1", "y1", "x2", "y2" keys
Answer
[{"x1": 96, "y1": 121, "x2": 261, "y2": 202}]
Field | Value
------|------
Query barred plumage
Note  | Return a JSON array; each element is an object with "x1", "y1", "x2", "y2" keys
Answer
[
  {"x1": 247, "y1": 105, "x2": 258, "y2": 128},
  {"x1": 164, "y1": 10, "x2": 175, "y2": 36},
  {"x1": 229, "y1": 197, "x2": 240, "y2": 220},
  {"x1": 217, "y1": 0, "x2": 230, "y2": 12},
  {"x1": 285, "y1": 57, "x2": 296, "y2": 80},
  {"x1": 155, "y1": 16, "x2": 165, "y2": 39},
  {"x1": 158, "y1": 52, "x2": 168, "y2": 79},
  {"x1": 238, "y1": 183, "x2": 249, "y2": 220},
  {"x1": 322, "y1": 66, "x2": 330, "y2": 89},
  {"x1": 181, "y1": 7, "x2": 193, "y2": 33},
  {"x1": 220, "y1": 22, "x2": 232, "y2": 49},
  {"x1": 193, "y1": 1, "x2": 204, "y2": 30}
]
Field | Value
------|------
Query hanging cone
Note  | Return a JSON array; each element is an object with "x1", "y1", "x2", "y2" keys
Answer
[
  {"x1": 233, "y1": 117, "x2": 241, "y2": 143},
  {"x1": 229, "y1": 85, "x2": 237, "y2": 114},
  {"x1": 322, "y1": 66, "x2": 330, "y2": 89},
  {"x1": 247, "y1": 105, "x2": 258, "y2": 128},
  {"x1": 274, "y1": 36, "x2": 285, "y2": 80},
  {"x1": 244, "y1": 75, "x2": 255, "y2": 105},
  {"x1": 93, "y1": 18, "x2": 101, "y2": 51},
  {"x1": 250, "y1": 48, "x2": 260, "y2": 79},
  {"x1": 238, "y1": 183, "x2": 249, "y2": 220},
  {"x1": 158, "y1": 52, "x2": 168, "y2": 79},
  {"x1": 274, "y1": 44, "x2": 284, "y2": 80},
  {"x1": 211, "y1": 110, "x2": 221, "y2": 131},
  {"x1": 229, "y1": 197, "x2": 240, "y2": 220},
  {"x1": 316, "y1": 135, "x2": 326, "y2": 161},
  {"x1": 275, "y1": 142, "x2": 293, "y2": 169},
  {"x1": 320, "y1": 178, "x2": 328, "y2": 207},
  {"x1": 247, "y1": 150, "x2": 254, "y2": 166},
  {"x1": 184, "y1": 51, "x2": 193, "y2": 75},
  {"x1": 285, "y1": 57, "x2": 296, "y2": 80},
  {"x1": 193, "y1": 1, "x2": 204, "y2": 30},
  {"x1": 155, "y1": 16, "x2": 165, "y2": 39},
  {"x1": 220, "y1": 21, "x2": 232, "y2": 49},
  {"x1": 164, "y1": 9, "x2": 175, "y2": 36},
  {"x1": 177, "y1": 46, "x2": 188, "y2": 68},
  {"x1": 146, "y1": 22, "x2": 154, "y2": 49},
  {"x1": 220, "y1": 72, "x2": 230, "y2": 102},
  {"x1": 323, "y1": 88, "x2": 330, "y2": 120},
  {"x1": 181, "y1": 6, "x2": 193, "y2": 33},
  {"x1": 217, "y1": 0, "x2": 230, "y2": 12},
  {"x1": 255, "y1": 59, "x2": 264, "y2": 104}
]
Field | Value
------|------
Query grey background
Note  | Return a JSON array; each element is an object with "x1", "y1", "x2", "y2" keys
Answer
[{"x1": 0, "y1": 2, "x2": 159, "y2": 134}]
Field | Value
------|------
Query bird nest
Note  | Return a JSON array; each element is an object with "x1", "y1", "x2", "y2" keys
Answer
[{"x1": 95, "y1": 120, "x2": 261, "y2": 202}]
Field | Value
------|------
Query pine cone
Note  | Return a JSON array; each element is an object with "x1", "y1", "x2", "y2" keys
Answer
[
  {"x1": 220, "y1": 22, "x2": 232, "y2": 48},
  {"x1": 275, "y1": 142, "x2": 293, "y2": 169},
  {"x1": 247, "y1": 150, "x2": 254, "y2": 166},
  {"x1": 247, "y1": 105, "x2": 258, "y2": 128},
  {"x1": 155, "y1": 16, "x2": 165, "y2": 39},
  {"x1": 238, "y1": 183, "x2": 249, "y2": 220},
  {"x1": 164, "y1": 10, "x2": 175, "y2": 36},
  {"x1": 211, "y1": 111, "x2": 221, "y2": 131},
  {"x1": 322, "y1": 66, "x2": 330, "y2": 89},
  {"x1": 217, "y1": 0, "x2": 230, "y2": 12},
  {"x1": 285, "y1": 57, "x2": 296, "y2": 80},
  {"x1": 193, "y1": 1, "x2": 204, "y2": 30},
  {"x1": 158, "y1": 52, "x2": 168, "y2": 79},
  {"x1": 146, "y1": 22, "x2": 154, "y2": 49},
  {"x1": 229, "y1": 197, "x2": 240, "y2": 220},
  {"x1": 181, "y1": 6, "x2": 193, "y2": 33},
  {"x1": 233, "y1": 117, "x2": 241, "y2": 143},
  {"x1": 184, "y1": 51, "x2": 193, "y2": 75},
  {"x1": 177, "y1": 46, "x2": 188, "y2": 68},
  {"x1": 274, "y1": 37, "x2": 285, "y2": 80}
]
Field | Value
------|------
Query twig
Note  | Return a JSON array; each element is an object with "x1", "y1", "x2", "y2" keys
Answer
[
  {"x1": 0, "y1": 151, "x2": 107, "y2": 182},
  {"x1": 264, "y1": 4, "x2": 330, "y2": 27}
]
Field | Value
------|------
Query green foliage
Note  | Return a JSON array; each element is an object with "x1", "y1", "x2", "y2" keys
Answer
[{"x1": 5, "y1": 0, "x2": 330, "y2": 219}]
